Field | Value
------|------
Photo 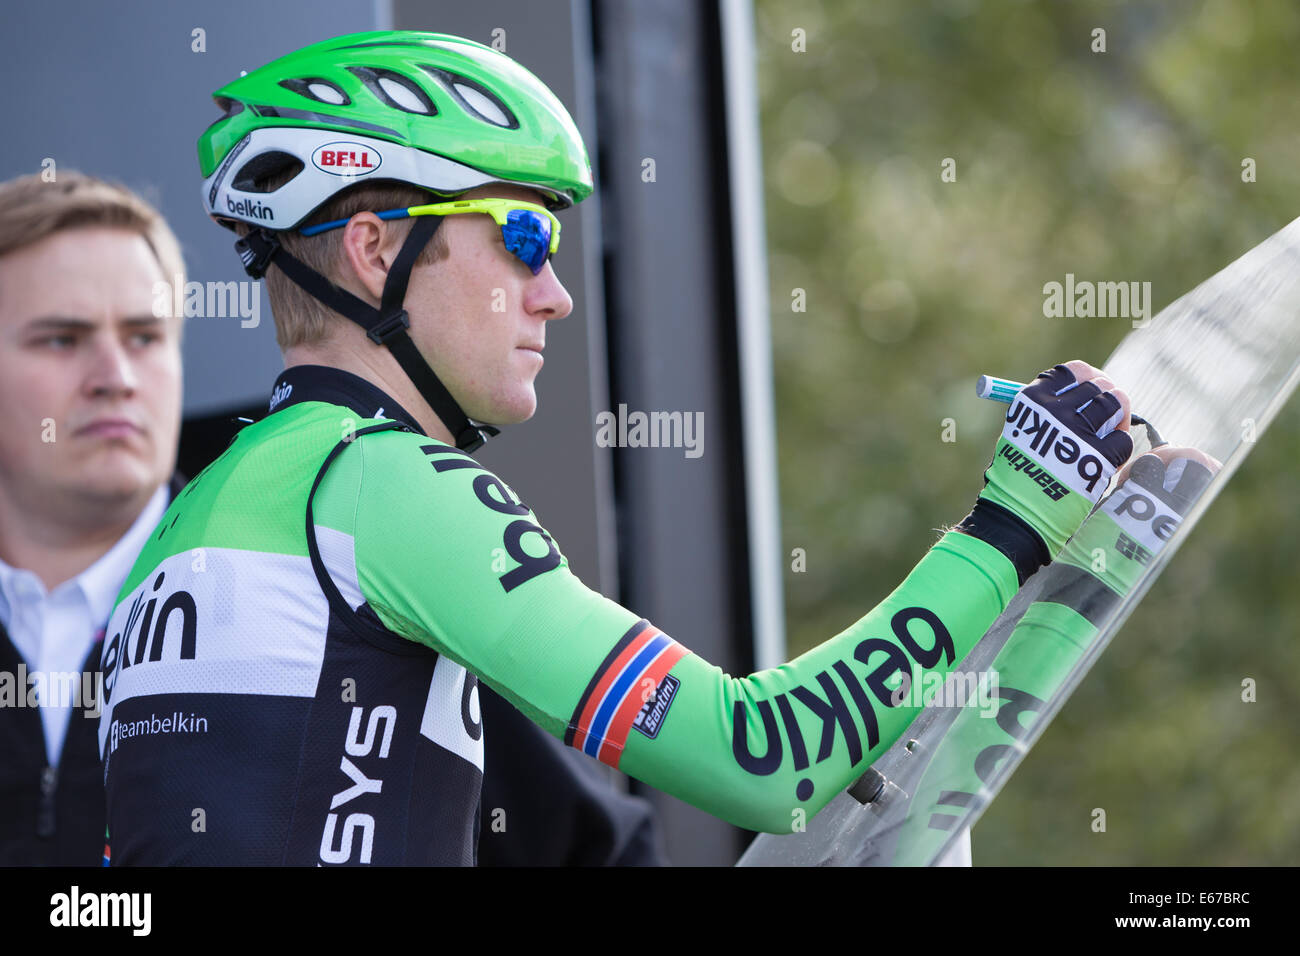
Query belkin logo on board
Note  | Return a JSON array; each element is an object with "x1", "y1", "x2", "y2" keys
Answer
[{"x1": 312, "y1": 142, "x2": 383, "y2": 177}]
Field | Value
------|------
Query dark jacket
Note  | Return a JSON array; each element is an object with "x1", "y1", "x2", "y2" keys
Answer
[{"x1": 0, "y1": 628, "x2": 105, "y2": 866}]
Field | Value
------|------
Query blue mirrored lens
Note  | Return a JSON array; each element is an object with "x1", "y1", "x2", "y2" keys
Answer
[{"x1": 501, "y1": 209, "x2": 552, "y2": 274}]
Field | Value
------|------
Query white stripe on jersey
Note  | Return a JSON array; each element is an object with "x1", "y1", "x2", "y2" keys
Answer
[
  {"x1": 99, "y1": 546, "x2": 334, "y2": 752},
  {"x1": 315, "y1": 525, "x2": 365, "y2": 611},
  {"x1": 419, "y1": 656, "x2": 485, "y2": 771}
]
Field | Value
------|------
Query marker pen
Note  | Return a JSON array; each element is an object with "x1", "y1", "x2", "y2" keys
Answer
[{"x1": 976, "y1": 374, "x2": 1165, "y2": 446}]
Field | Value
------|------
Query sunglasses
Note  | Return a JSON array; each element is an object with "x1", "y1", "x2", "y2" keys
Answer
[{"x1": 299, "y1": 197, "x2": 562, "y2": 275}]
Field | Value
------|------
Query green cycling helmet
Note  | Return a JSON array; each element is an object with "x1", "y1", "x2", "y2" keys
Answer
[{"x1": 199, "y1": 30, "x2": 593, "y2": 230}]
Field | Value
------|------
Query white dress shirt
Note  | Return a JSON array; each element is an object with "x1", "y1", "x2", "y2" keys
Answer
[{"x1": 0, "y1": 485, "x2": 169, "y2": 766}]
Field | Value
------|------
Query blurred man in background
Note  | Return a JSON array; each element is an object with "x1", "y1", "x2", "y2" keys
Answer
[{"x1": 0, "y1": 171, "x2": 184, "y2": 864}]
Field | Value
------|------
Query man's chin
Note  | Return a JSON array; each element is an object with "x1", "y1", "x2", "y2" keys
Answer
[
  {"x1": 66, "y1": 458, "x2": 166, "y2": 507},
  {"x1": 475, "y1": 392, "x2": 537, "y2": 427}
]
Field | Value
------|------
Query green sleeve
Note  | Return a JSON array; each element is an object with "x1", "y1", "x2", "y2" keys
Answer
[{"x1": 326, "y1": 431, "x2": 1020, "y2": 834}]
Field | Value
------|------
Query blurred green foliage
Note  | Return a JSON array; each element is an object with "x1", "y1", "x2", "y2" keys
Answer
[{"x1": 756, "y1": 0, "x2": 1300, "y2": 864}]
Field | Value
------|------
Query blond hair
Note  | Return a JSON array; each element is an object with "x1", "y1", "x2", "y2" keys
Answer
[
  {"x1": 0, "y1": 170, "x2": 185, "y2": 286},
  {"x1": 235, "y1": 179, "x2": 450, "y2": 349}
]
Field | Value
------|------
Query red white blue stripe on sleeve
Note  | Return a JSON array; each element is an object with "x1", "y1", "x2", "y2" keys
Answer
[{"x1": 565, "y1": 620, "x2": 687, "y2": 768}]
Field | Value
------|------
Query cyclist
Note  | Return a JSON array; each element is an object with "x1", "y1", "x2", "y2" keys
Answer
[{"x1": 99, "y1": 30, "x2": 1136, "y2": 864}]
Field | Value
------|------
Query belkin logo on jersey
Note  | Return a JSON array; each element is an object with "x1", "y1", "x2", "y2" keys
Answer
[
  {"x1": 730, "y1": 606, "x2": 956, "y2": 802},
  {"x1": 102, "y1": 571, "x2": 198, "y2": 706},
  {"x1": 269, "y1": 382, "x2": 293, "y2": 411}
]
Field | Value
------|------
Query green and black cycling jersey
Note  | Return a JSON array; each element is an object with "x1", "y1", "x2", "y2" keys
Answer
[{"x1": 100, "y1": 364, "x2": 1021, "y2": 864}]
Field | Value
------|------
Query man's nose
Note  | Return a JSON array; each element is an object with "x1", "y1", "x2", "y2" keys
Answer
[
  {"x1": 84, "y1": 335, "x2": 138, "y2": 396},
  {"x1": 528, "y1": 260, "x2": 574, "y2": 321}
]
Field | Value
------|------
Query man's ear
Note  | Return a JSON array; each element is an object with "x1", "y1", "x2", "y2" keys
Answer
[{"x1": 340, "y1": 212, "x2": 400, "y2": 302}]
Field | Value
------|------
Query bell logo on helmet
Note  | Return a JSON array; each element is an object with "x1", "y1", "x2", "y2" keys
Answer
[{"x1": 312, "y1": 141, "x2": 383, "y2": 177}]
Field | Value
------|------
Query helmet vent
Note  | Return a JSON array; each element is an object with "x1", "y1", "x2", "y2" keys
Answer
[
  {"x1": 455, "y1": 84, "x2": 510, "y2": 127},
  {"x1": 422, "y1": 67, "x2": 518, "y2": 129},
  {"x1": 379, "y1": 76, "x2": 427, "y2": 113},
  {"x1": 349, "y1": 67, "x2": 437, "y2": 116},
  {"x1": 232, "y1": 151, "x2": 305, "y2": 193},
  {"x1": 278, "y1": 77, "x2": 351, "y2": 106},
  {"x1": 249, "y1": 104, "x2": 400, "y2": 138},
  {"x1": 308, "y1": 82, "x2": 347, "y2": 105},
  {"x1": 201, "y1": 98, "x2": 245, "y2": 139}
]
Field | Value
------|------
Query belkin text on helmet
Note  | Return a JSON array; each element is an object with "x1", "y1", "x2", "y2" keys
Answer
[{"x1": 226, "y1": 196, "x2": 274, "y2": 222}]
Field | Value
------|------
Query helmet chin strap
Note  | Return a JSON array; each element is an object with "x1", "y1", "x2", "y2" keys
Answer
[{"x1": 235, "y1": 218, "x2": 500, "y2": 452}]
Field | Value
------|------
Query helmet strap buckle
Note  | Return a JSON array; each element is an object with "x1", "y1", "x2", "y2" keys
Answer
[
  {"x1": 455, "y1": 423, "x2": 501, "y2": 454},
  {"x1": 366, "y1": 310, "x2": 412, "y2": 345},
  {"x1": 234, "y1": 228, "x2": 281, "y2": 279}
]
